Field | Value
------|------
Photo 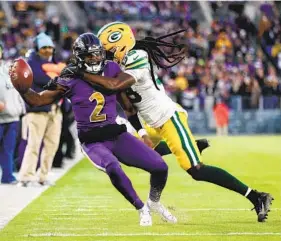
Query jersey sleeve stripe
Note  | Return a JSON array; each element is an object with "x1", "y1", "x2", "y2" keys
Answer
[
  {"x1": 156, "y1": 78, "x2": 163, "y2": 85},
  {"x1": 126, "y1": 63, "x2": 149, "y2": 70},
  {"x1": 125, "y1": 57, "x2": 148, "y2": 68}
]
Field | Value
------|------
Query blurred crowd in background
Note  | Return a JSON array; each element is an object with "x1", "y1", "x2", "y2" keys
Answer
[{"x1": 0, "y1": 1, "x2": 280, "y2": 112}]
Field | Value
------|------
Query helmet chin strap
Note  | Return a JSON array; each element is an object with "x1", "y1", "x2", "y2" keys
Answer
[{"x1": 84, "y1": 62, "x2": 104, "y2": 74}]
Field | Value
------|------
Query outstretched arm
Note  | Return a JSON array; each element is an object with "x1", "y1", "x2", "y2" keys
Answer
[
  {"x1": 21, "y1": 85, "x2": 65, "y2": 107},
  {"x1": 60, "y1": 64, "x2": 136, "y2": 91},
  {"x1": 9, "y1": 61, "x2": 66, "y2": 107},
  {"x1": 83, "y1": 72, "x2": 136, "y2": 91}
]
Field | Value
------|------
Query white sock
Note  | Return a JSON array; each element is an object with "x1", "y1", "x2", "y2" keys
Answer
[{"x1": 244, "y1": 187, "x2": 252, "y2": 197}]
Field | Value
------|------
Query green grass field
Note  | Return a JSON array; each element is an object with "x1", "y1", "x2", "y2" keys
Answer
[{"x1": 0, "y1": 136, "x2": 280, "y2": 241}]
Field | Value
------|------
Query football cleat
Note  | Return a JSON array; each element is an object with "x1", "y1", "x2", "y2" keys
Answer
[
  {"x1": 38, "y1": 180, "x2": 55, "y2": 186},
  {"x1": 17, "y1": 181, "x2": 31, "y2": 187},
  {"x1": 252, "y1": 192, "x2": 274, "y2": 222},
  {"x1": 138, "y1": 204, "x2": 152, "y2": 226},
  {"x1": 17, "y1": 181, "x2": 41, "y2": 187},
  {"x1": 196, "y1": 139, "x2": 210, "y2": 154},
  {"x1": 147, "y1": 199, "x2": 177, "y2": 223}
]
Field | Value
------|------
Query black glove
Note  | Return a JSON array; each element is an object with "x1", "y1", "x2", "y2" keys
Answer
[
  {"x1": 60, "y1": 64, "x2": 84, "y2": 79},
  {"x1": 43, "y1": 77, "x2": 59, "y2": 90}
]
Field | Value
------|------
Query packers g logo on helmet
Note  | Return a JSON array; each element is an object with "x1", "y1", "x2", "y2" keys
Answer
[
  {"x1": 108, "y1": 31, "x2": 122, "y2": 43},
  {"x1": 97, "y1": 22, "x2": 135, "y2": 64}
]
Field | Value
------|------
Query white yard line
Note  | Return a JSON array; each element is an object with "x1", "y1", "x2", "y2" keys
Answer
[
  {"x1": 34, "y1": 217, "x2": 108, "y2": 221},
  {"x1": 0, "y1": 151, "x2": 83, "y2": 230},
  {"x1": 50, "y1": 204, "x2": 110, "y2": 208},
  {"x1": 30, "y1": 227, "x2": 109, "y2": 231},
  {"x1": 117, "y1": 208, "x2": 281, "y2": 212},
  {"x1": 40, "y1": 208, "x2": 281, "y2": 213},
  {"x1": 23, "y1": 232, "x2": 281, "y2": 237},
  {"x1": 52, "y1": 195, "x2": 112, "y2": 200},
  {"x1": 46, "y1": 213, "x2": 103, "y2": 216}
]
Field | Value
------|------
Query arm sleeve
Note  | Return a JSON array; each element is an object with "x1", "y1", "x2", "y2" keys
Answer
[
  {"x1": 128, "y1": 113, "x2": 144, "y2": 132},
  {"x1": 55, "y1": 77, "x2": 74, "y2": 97},
  {"x1": 56, "y1": 77, "x2": 74, "y2": 89}
]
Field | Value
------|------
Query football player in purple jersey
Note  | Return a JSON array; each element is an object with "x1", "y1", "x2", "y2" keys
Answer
[{"x1": 9, "y1": 33, "x2": 177, "y2": 226}]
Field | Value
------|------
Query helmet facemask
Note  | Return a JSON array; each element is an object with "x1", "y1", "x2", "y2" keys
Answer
[{"x1": 79, "y1": 46, "x2": 106, "y2": 74}]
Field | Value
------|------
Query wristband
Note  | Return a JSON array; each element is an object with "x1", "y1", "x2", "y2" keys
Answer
[{"x1": 138, "y1": 129, "x2": 148, "y2": 138}]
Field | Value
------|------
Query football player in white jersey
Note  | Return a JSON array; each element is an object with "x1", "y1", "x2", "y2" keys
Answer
[{"x1": 61, "y1": 22, "x2": 273, "y2": 222}]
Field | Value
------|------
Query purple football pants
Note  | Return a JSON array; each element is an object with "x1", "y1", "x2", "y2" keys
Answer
[{"x1": 82, "y1": 132, "x2": 168, "y2": 209}]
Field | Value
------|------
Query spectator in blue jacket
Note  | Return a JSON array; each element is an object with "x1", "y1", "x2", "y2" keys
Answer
[
  {"x1": 18, "y1": 33, "x2": 62, "y2": 187},
  {"x1": 0, "y1": 43, "x2": 25, "y2": 184}
]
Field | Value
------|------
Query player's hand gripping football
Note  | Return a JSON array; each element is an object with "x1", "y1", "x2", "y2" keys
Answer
[
  {"x1": 9, "y1": 62, "x2": 23, "y2": 93},
  {"x1": 8, "y1": 62, "x2": 17, "y2": 82}
]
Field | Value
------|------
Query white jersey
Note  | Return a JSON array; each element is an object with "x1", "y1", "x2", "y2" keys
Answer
[{"x1": 123, "y1": 49, "x2": 184, "y2": 128}]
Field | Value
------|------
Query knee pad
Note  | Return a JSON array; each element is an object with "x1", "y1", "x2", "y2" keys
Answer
[{"x1": 187, "y1": 164, "x2": 204, "y2": 181}]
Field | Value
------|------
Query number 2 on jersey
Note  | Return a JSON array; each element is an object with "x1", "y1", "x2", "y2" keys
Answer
[{"x1": 89, "y1": 92, "x2": 107, "y2": 122}]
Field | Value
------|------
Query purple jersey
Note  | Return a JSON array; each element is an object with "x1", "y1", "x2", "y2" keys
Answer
[{"x1": 57, "y1": 61, "x2": 121, "y2": 131}]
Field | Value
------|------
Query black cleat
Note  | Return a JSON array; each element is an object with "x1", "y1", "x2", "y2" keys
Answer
[
  {"x1": 252, "y1": 192, "x2": 274, "y2": 222},
  {"x1": 196, "y1": 138, "x2": 210, "y2": 154}
]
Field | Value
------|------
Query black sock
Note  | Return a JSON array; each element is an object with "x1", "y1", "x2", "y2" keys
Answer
[
  {"x1": 188, "y1": 165, "x2": 249, "y2": 196},
  {"x1": 154, "y1": 141, "x2": 172, "y2": 156},
  {"x1": 246, "y1": 190, "x2": 259, "y2": 205},
  {"x1": 149, "y1": 170, "x2": 168, "y2": 202}
]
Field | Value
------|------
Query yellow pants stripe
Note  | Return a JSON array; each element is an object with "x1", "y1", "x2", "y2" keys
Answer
[
  {"x1": 175, "y1": 112, "x2": 201, "y2": 164},
  {"x1": 176, "y1": 112, "x2": 202, "y2": 163},
  {"x1": 155, "y1": 111, "x2": 201, "y2": 170},
  {"x1": 171, "y1": 112, "x2": 200, "y2": 166},
  {"x1": 170, "y1": 114, "x2": 194, "y2": 165}
]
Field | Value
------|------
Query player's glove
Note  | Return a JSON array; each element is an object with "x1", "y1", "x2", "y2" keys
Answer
[
  {"x1": 60, "y1": 64, "x2": 84, "y2": 79},
  {"x1": 43, "y1": 77, "x2": 59, "y2": 90}
]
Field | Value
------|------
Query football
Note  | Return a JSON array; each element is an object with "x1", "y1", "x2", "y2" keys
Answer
[{"x1": 9, "y1": 58, "x2": 33, "y2": 93}]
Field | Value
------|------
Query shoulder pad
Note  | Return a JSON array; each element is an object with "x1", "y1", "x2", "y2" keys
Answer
[{"x1": 123, "y1": 50, "x2": 149, "y2": 70}]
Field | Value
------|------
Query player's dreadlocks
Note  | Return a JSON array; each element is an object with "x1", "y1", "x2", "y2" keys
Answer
[{"x1": 133, "y1": 29, "x2": 187, "y2": 90}]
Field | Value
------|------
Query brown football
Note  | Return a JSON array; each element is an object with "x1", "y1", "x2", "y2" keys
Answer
[{"x1": 9, "y1": 58, "x2": 33, "y2": 93}]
